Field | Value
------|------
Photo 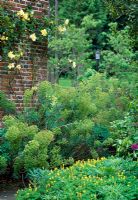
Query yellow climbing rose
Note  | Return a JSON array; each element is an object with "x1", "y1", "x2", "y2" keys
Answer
[
  {"x1": 8, "y1": 51, "x2": 15, "y2": 59},
  {"x1": 58, "y1": 26, "x2": 66, "y2": 33},
  {"x1": 64, "y1": 19, "x2": 69, "y2": 25},
  {"x1": 72, "y1": 61, "x2": 76, "y2": 68},
  {"x1": 16, "y1": 64, "x2": 21, "y2": 70},
  {"x1": 17, "y1": 9, "x2": 25, "y2": 16},
  {"x1": 8, "y1": 63, "x2": 15, "y2": 69},
  {"x1": 30, "y1": 33, "x2": 37, "y2": 41},
  {"x1": 0, "y1": 36, "x2": 8, "y2": 41},
  {"x1": 17, "y1": 9, "x2": 30, "y2": 21},
  {"x1": 41, "y1": 29, "x2": 48, "y2": 36},
  {"x1": 23, "y1": 13, "x2": 29, "y2": 21}
]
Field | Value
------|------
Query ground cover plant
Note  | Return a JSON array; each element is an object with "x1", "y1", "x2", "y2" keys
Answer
[{"x1": 16, "y1": 157, "x2": 138, "y2": 200}]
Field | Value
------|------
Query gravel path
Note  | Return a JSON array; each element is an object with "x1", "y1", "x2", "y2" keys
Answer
[
  {"x1": 0, "y1": 189, "x2": 16, "y2": 200},
  {"x1": 0, "y1": 181, "x2": 24, "y2": 200}
]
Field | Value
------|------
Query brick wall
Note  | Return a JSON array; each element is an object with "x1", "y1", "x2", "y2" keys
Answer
[
  {"x1": 0, "y1": 0, "x2": 48, "y2": 127},
  {"x1": 5, "y1": 0, "x2": 48, "y2": 14}
]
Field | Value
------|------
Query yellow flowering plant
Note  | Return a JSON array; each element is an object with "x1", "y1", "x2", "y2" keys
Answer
[
  {"x1": 41, "y1": 29, "x2": 48, "y2": 36},
  {"x1": 16, "y1": 157, "x2": 138, "y2": 200},
  {"x1": 0, "y1": 5, "x2": 54, "y2": 71}
]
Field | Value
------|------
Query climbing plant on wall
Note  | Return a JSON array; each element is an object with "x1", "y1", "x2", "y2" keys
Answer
[{"x1": 0, "y1": 3, "x2": 54, "y2": 71}]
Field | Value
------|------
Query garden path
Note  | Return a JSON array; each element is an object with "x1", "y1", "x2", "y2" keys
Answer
[
  {"x1": 0, "y1": 182, "x2": 23, "y2": 200},
  {"x1": 0, "y1": 189, "x2": 16, "y2": 200}
]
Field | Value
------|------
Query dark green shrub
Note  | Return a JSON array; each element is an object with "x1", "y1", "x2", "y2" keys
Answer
[{"x1": 0, "y1": 155, "x2": 7, "y2": 175}]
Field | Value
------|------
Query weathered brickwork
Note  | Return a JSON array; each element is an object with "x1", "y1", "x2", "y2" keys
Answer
[
  {"x1": 5, "y1": 0, "x2": 48, "y2": 14},
  {"x1": 0, "y1": 0, "x2": 48, "y2": 127}
]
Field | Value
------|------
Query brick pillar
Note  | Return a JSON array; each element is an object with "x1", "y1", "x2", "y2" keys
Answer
[{"x1": 0, "y1": 0, "x2": 48, "y2": 126}]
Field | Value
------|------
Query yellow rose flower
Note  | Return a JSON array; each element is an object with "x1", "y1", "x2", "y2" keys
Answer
[
  {"x1": 17, "y1": 9, "x2": 25, "y2": 17},
  {"x1": 64, "y1": 19, "x2": 69, "y2": 25},
  {"x1": 8, "y1": 63, "x2": 15, "y2": 69},
  {"x1": 1, "y1": 36, "x2": 8, "y2": 41},
  {"x1": 23, "y1": 13, "x2": 29, "y2": 21},
  {"x1": 72, "y1": 61, "x2": 76, "y2": 68},
  {"x1": 58, "y1": 26, "x2": 66, "y2": 33},
  {"x1": 41, "y1": 29, "x2": 48, "y2": 36},
  {"x1": 8, "y1": 51, "x2": 15, "y2": 59},
  {"x1": 17, "y1": 9, "x2": 30, "y2": 21},
  {"x1": 16, "y1": 64, "x2": 21, "y2": 70},
  {"x1": 29, "y1": 33, "x2": 37, "y2": 41}
]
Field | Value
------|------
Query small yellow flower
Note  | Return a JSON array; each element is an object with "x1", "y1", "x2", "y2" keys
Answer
[
  {"x1": 23, "y1": 13, "x2": 29, "y2": 21},
  {"x1": 8, "y1": 51, "x2": 15, "y2": 59},
  {"x1": 8, "y1": 63, "x2": 15, "y2": 69},
  {"x1": 16, "y1": 64, "x2": 21, "y2": 70},
  {"x1": 29, "y1": 33, "x2": 37, "y2": 41},
  {"x1": 64, "y1": 19, "x2": 69, "y2": 25},
  {"x1": 32, "y1": 86, "x2": 38, "y2": 91},
  {"x1": 41, "y1": 29, "x2": 48, "y2": 36},
  {"x1": 72, "y1": 61, "x2": 76, "y2": 68},
  {"x1": 0, "y1": 36, "x2": 8, "y2": 41},
  {"x1": 58, "y1": 26, "x2": 66, "y2": 33},
  {"x1": 17, "y1": 9, "x2": 25, "y2": 16},
  {"x1": 17, "y1": 9, "x2": 30, "y2": 21}
]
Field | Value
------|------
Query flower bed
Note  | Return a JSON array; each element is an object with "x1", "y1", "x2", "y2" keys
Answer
[{"x1": 16, "y1": 157, "x2": 138, "y2": 200}]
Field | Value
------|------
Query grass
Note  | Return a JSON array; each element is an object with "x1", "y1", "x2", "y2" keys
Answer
[{"x1": 58, "y1": 77, "x2": 72, "y2": 88}]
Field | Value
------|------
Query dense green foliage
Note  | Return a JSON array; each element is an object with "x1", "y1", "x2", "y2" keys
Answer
[
  {"x1": 0, "y1": 74, "x2": 137, "y2": 178},
  {"x1": 51, "y1": 0, "x2": 107, "y2": 26},
  {"x1": 48, "y1": 22, "x2": 91, "y2": 82},
  {"x1": 0, "y1": 91, "x2": 16, "y2": 114},
  {"x1": 16, "y1": 157, "x2": 138, "y2": 200},
  {"x1": 48, "y1": 0, "x2": 137, "y2": 81},
  {"x1": 104, "y1": 0, "x2": 137, "y2": 40},
  {"x1": 0, "y1": 1, "x2": 137, "y2": 199},
  {"x1": 100, "y1": 23, "x2": 137, "y2": 78}
]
